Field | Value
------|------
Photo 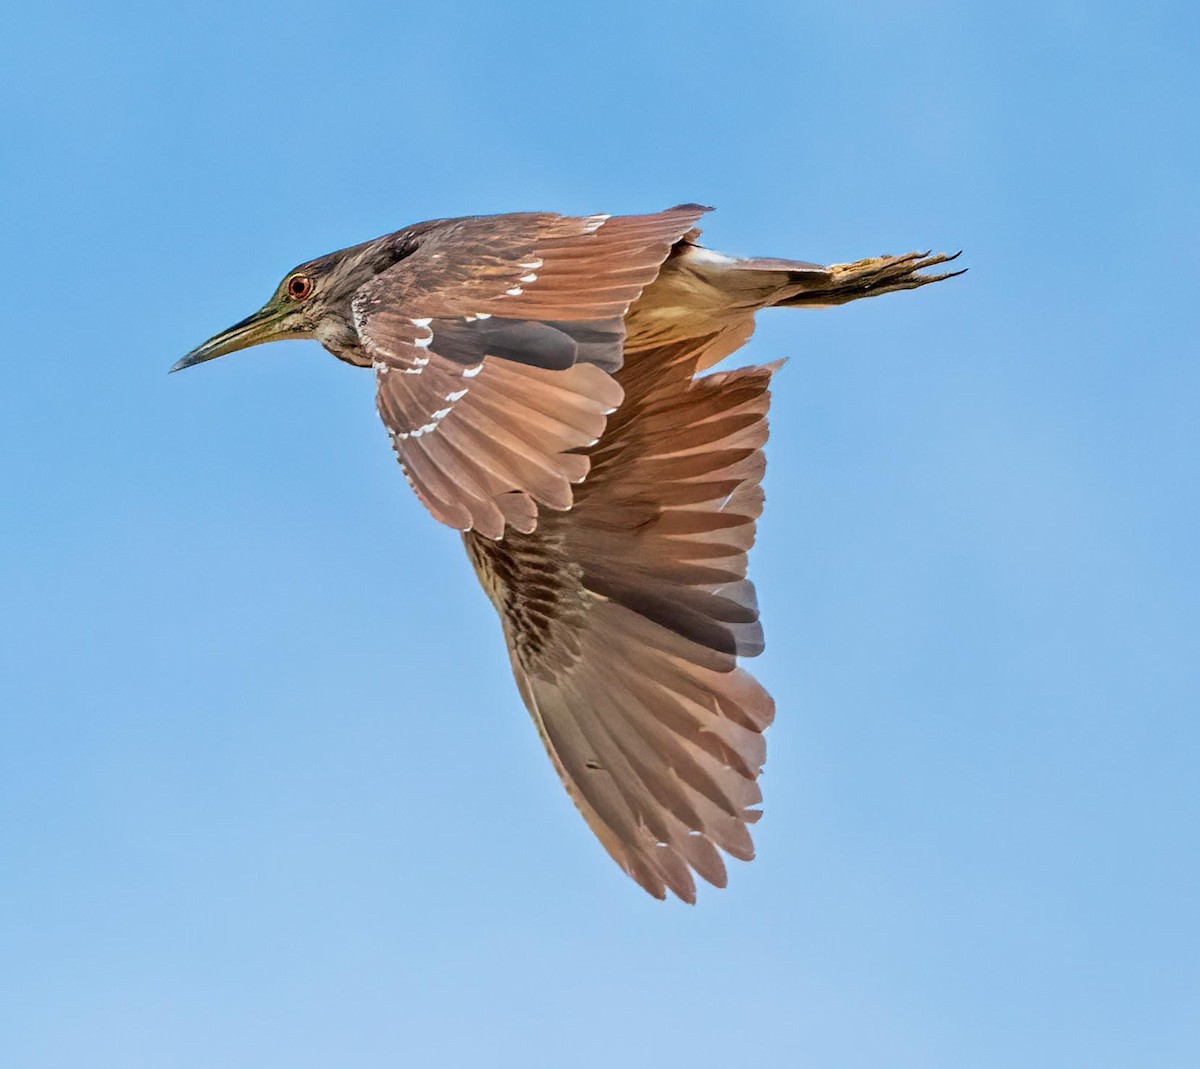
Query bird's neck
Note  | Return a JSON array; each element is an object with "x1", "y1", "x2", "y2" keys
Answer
[{"x1": 314, "y1": 314, "x2": 372, "y2": 368}]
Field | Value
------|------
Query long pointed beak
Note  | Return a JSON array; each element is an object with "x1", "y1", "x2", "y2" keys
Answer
[{"x1": 170, "y1": 305, "x2": 283, "y2": 373}]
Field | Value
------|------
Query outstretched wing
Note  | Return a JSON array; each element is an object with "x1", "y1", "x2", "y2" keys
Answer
[
  {"x1": 354, "y1": 205, "x2": 709, "y2": 539},
  {"x1": 465, "y1": 339, "x2": 778, "y2": 902}
]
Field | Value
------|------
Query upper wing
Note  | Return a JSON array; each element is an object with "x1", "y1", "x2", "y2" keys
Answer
[
  {"x1": 465, "y1": 339, "x2": 778, "y2": 902},
  {"x1": 354, "y1": 205, "x2": 709, "y2": 539}
]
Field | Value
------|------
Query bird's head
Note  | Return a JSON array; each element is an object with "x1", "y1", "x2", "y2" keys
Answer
[{"x1": 171, "y1": 234, "x2": 411, "y2": 372}]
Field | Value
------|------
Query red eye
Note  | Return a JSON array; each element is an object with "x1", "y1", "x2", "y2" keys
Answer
[{"x1": 286, "y1": 274, "x2": 313, "y2": 300}]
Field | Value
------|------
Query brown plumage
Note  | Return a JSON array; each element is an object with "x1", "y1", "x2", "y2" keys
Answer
[{"x1": 174, "y1": 204, "x2": 962, "y2": 901}]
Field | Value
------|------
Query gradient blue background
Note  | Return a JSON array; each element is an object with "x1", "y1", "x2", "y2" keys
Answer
[{"x1": 2, "y1": 2, "x2": 1197, "y2": 1066}]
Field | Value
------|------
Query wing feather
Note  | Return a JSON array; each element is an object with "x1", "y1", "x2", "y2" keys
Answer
[
  {"x1": 361, "y1": 206, "x2": 707, "y2": 535},
  {"x1": 465, "y1": 346, "x2": 779, "y2": 900}
]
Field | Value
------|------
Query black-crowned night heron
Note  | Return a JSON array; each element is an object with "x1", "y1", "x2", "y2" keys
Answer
[{"x1": 174, "y1": 204, "x2": 962, "y2": 901}]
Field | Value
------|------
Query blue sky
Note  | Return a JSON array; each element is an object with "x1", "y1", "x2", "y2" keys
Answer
[{"x1": 2, "y1": 2, "x2": 1197, "y2": 1066}]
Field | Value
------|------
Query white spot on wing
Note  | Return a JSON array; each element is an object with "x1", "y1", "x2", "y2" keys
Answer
[
  {"x1": 518, "y1": 272, "x2": 538, "y2": 283},
  {"x1": 409, "y1": 394, "x2": 462, "y2": 438},
  {"x1": 518, "y1": 257, "x2": 544, "y2": 269},
  {"x1": 583, "y1": 214, "x2": 610, "y2": 233},
  {"x1": 463, "y1": 363, "x2": 483, "y2": 378},
  {"x1": 445, "y1": 388, "x2": 468, "y2": 402},
  {"x1": 411, "y1": 317, "x2": 432, "y2": 327},
  {"x1": 505, "y1": 286, "x2": 524, "y2": 297},
  {"x1": 413, "y1": 334, "x2": 433, "y2": 349}
]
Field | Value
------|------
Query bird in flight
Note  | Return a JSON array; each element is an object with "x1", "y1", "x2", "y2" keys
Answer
[{"x1": 174, "y1": 204, "x2": 961, "y2": 902}]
